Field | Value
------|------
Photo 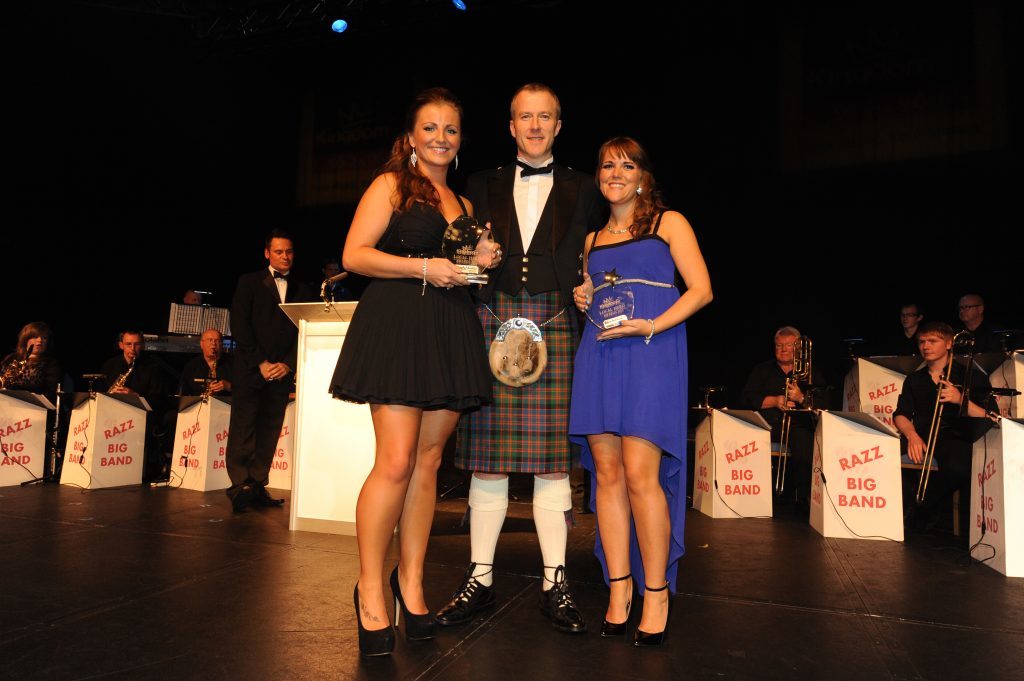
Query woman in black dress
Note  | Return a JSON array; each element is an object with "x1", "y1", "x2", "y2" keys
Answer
[{"x1": 330, "y1": 88, "x2": 499, "y2": 655}]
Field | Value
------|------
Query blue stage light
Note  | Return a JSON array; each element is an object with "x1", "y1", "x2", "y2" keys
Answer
[
  {"x1": 331, "y1": 19, "x2": 349, "y2": 33},
  {"x1": 452, "y1": 0, "x2": 467, "y2": 10}
]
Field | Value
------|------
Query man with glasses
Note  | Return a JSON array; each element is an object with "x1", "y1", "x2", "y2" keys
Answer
[
  {"x1": 879, "y1": 303, "x2": 923, "y2": 356},
  {"x1": 957, "y1": 294, "x2": 1000, "y2": 353},
  {"x1": 740, "y1": 326, "x2": 827, "y2": 504}
]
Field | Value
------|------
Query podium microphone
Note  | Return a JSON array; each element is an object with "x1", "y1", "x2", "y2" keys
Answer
[{"x1": 321, "y1": 271, "x2": 349, "y2": 304}]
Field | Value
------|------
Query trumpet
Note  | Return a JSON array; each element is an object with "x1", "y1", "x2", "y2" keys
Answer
[
  {"x1": 776, "y1": 336, "x2": 813, "y2": 495},
  {"x1": 916, "y1": 331, "x2": 974, "y2": 504},
  {"x1": 109, "y1": 360, "x2": 135, "y2": 393}
]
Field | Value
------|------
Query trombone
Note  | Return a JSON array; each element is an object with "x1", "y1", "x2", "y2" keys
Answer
[
  {"x1": 776, "y1": 336, "x2": 813, "y2": 495},
  {"x1": 916, "y1": 331, "x2": 974, "y2": 504}
]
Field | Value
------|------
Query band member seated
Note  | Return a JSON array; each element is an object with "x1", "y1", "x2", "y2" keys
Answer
[
  {"x1": 893, "y1": 321, "x2": 994, "y2": 535},
  {"x1": 179, "y1": 328, "x2": 233, "y2": 397},
  {"x1": 877, "y1": 303, "x2": 923, "y2": 356},
  {"x1": 956, "y1": 293, "x2": 1001, "y2": 353},
  {"x1": 99, "y1": 330, "x2": 170, "y2": 482},
  {"x1": 740, "y1": 326, "x2": 827, "y2": 503},
  {"x1": 0, "y1": 321, "x2": 62, "y2": 400}
]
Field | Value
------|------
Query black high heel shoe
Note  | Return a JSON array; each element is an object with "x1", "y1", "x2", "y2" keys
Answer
[
  {"x1": 390, "y1": 566, "x2": 437, "y2": 641},
  {"x1": 634, "y1": 582, "x2": 671, "y2": 647},
  {"x1": 601, "y1": 574, "x2": 633, "y2": 637},
  {"x1": 354, "y1": 583, "x2": 395, "y2": 656}
]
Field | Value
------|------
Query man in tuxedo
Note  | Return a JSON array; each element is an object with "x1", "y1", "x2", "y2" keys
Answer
[
  {"x1": 436, "y1": 84, "x2": 603, "y2": 633},
  {"x1": 225, "y1": 229, "x2": 313, "y2": 512}
]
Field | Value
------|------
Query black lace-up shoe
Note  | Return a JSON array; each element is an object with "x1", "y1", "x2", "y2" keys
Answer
[
  {"x1": 539, "y1": 565, "x2": 587, "y2": 633},
  {"x1": 434, "y1": 562, "x2": 496, "y2": 626}
]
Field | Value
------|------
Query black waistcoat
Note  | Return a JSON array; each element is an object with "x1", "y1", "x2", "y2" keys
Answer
[{"x1": 494, "y1": 198, "x2": 558, "y2": 296}]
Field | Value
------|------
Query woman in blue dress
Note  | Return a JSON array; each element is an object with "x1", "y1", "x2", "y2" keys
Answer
[{"x1": 569, "y1": 137, "x2": 712, "y2": 646}]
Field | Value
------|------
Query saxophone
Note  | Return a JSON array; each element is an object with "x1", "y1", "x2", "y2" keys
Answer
[
  {"x1": 109, "y1": 360, "x2": 136, "y2": 393},
  {"x1": 201, "y1": 358, "x2": 218, "y2": 401},
  {"x1": 0, "y1": 357, "x2": 29, "y2": 390}
]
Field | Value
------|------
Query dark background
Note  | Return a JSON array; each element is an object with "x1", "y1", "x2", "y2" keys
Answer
[{"x1": 9, "y1": 0, "x2": 1021, "y2": 405}]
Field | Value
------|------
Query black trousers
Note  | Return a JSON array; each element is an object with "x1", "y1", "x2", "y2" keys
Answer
[{"x1": 225, "y1": 377, "x2": 291, "y2": 488}]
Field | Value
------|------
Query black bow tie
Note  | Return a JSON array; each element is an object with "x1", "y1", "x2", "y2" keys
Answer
[
  {"x1": 272, "y1": 270, "x2": 289, "y2": 280},
  {"x1": 516, "y1": 160, "x2": 554, "y2": 178}
]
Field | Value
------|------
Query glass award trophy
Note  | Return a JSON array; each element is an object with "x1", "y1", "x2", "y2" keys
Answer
[
  {"x1": 585, "y1": 269, "x2": 635, "y2": 329},
  {"x1": 442, "y1": 215, "x2": 493, "y2": 285}
]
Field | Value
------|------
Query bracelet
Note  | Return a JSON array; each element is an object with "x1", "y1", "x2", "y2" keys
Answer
[
  {"x1": 644, "y1": 318, "x2": 656, "y2": 345},
  {"x1": 421, "y1": 258, "x2": 428, "y2": 296}
]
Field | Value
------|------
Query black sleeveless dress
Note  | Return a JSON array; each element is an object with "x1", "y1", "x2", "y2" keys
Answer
[{"x1": 329, "y1": 202, "x2": 492, "y2": 411}]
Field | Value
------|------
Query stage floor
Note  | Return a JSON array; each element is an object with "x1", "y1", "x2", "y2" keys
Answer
[{"x1": 1, "y1": 483, "x2": 1021, "y2": 681}]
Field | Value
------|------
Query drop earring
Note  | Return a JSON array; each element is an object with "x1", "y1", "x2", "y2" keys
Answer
[
  {"x1": 410, "y1": 149, "x2": 418, "y2": 167},
  {"x1": 636, "y1": 186, "x2": 643, "y2": 195},
  {"x1": 454, "y1": 154, "x2": 459, "y2": 171}
]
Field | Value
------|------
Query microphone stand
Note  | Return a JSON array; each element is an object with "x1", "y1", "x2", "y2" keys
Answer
[
  {"x1": 21, "y1": 386, "x2": 64, "y2": 486},
  {"x1": 321, "y1": 271, "x2": 349, "y2": 311}
]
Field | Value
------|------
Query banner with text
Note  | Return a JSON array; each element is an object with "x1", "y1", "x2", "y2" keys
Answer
[
  {"x1": 810, "y1": 411, "x2": 903, "y2": 541},
  {"x1": 970, "y1": 418, "x2": 1023, "y2": 577},
  {"x1": 170, "y1": 396, "x2": 232, "y2": 492},
  {"x1": 0, "y1": 392, "x2": 51, "y2": 486},
  {"x1": 693, "y1": 409, "x2": 773, "y2": 519},
  {"x1": 61, "y1": 394, "x2": 147, "y2": 489}
]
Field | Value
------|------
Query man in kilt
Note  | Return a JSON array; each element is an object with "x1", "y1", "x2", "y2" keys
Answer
[{"x1": 435, "y1": 84, "x2": 604, "y2": 633}]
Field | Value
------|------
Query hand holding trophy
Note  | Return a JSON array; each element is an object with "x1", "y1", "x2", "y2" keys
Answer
[
  {"x1": 442, "y1": 216, "x2": 500, "y2": 284},
  {"x1": 584, "y1": 269, "x2": 635, "y2": 330}
]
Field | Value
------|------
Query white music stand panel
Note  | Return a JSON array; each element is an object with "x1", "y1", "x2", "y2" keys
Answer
[
  {"x1": 810, "y1": 411, "x2": 903, "y2": 541},
  {"x1": 61, "y1": 393, "x2": 148, "y2": 489},
  {"x1": 970, "y1": 418, "x2": 1023, "y2": 577},
  {"x1": 0, "y1": 391, "x2": 52, "y2": 486}
]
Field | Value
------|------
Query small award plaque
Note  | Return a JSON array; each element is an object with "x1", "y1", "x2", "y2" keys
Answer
[
  {"x1": 585, "y1": 269, "x2": 635, "y2": 329},
  {"x1": 442, "y1": 216, "x2": 494, "y2": 285}
]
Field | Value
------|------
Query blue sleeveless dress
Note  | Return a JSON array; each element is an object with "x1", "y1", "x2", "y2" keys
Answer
[{"x1": 568, "y1": 222, "x2": 688, "y2": 593}]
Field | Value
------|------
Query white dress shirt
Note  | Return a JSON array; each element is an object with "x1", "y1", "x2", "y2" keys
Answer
[
  {"x1": 513, "y1": 155, "x2": 554, "y2": 251},
  {"x1": 269, "y1": 266, "x2": 288, "y2": 303}
]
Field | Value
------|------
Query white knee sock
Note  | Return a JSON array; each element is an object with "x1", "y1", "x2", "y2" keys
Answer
[
  {"x1": 468, "y1": 475, "x2": 508, "y2": 587},
  {"x1": 533, "y1": 475, "x2": 571, "y2": 591}
]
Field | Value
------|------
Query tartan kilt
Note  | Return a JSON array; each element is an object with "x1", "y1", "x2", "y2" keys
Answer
[{"x1": 456, "y1": 289, "x2": 579, "y2": 473}]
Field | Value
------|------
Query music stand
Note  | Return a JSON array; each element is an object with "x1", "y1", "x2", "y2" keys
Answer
[{"x1": 0, "y1": 389, "x2": 56, "y2": 487}]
